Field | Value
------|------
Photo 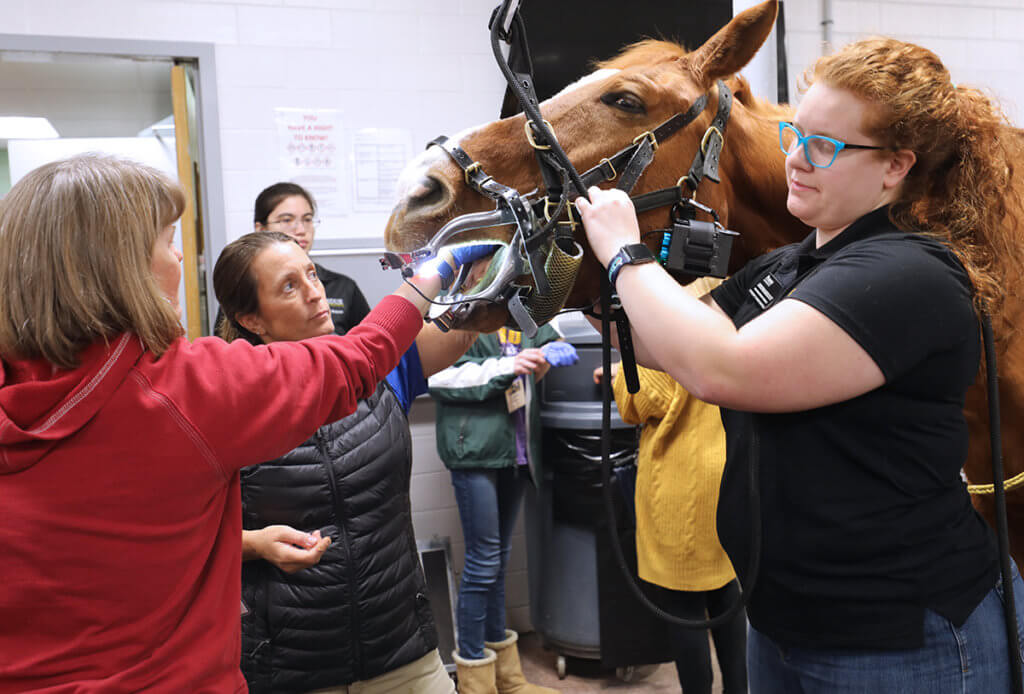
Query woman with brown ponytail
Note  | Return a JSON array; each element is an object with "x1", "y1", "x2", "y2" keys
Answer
[{"x1": 575, "y1": 37, "x2": 1024, "y2": 693}]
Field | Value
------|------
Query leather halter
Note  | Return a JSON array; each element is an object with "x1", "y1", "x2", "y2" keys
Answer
[{"x1": 408, "y1": 81, "x2": 734, "y2": 333}]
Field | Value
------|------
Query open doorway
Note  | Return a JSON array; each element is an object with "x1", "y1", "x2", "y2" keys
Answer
[{"x1": 0, "y1": 37, "x2": 225, "y2": 338}]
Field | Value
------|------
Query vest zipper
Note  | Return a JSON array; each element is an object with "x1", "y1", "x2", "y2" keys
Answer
[{"x1": 315, "y1": 429, "x2": 365, "y2": 680}]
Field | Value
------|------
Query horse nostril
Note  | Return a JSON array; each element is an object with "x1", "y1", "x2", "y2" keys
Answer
[{"x1": 407, "y1": 175, "x2": 445, "y2": 210}]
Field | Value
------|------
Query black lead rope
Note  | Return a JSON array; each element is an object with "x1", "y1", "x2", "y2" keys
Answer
[
  {"x1": 599, "y1": 273, "x2": 759, "y2": 629},
  {"x1": 489, "y1": 2, "x2": 589, "y2": 201},
  {"x1": 486, "y1": 0, "x2": 756, "y2": 630},
  {"x1": 982, "y1": 312, "x2": 1024, "y2": 693}
]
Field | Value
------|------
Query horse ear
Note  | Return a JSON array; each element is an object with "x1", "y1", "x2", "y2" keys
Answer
[{"x1": 685, "y1": 0, "x2": 779, "y2": 88}]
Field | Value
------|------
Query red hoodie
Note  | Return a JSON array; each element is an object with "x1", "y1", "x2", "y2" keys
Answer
[{"x1": 0, "y1": 296, "x2": 422, "y2": 693}]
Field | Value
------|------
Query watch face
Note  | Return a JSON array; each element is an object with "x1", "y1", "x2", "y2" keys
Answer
[{"x1": 626, "y1": 244, "x2": 653, "y2": 262}]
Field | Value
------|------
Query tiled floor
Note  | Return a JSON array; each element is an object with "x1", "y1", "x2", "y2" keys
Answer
[{"x1": 517, "y1": 630, "x2": 724, "y2": 693}]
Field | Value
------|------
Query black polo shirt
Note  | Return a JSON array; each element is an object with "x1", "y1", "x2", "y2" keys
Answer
[
  {"x1": 315, "y1": 264, "x2": 370, "y2": 335},
  {"x1": 710, "y1": 205, "x2": 998, "y2": 649}
]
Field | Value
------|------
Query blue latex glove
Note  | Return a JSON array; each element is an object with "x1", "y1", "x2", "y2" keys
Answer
[
  {"x1": 542, "y1": 341, "x2": 579, "y2": 368},
  {"x1": 436, "y1": 244, "x2": 500, "y2": 285}
]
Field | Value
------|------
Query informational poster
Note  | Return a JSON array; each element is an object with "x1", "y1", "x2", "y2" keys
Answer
[
  {"x1": 274, "y1": 108, "x2": 346, "y2": 219},
  {"x1": 351, "y1": 128, "x2": 414, "y2": 212}
]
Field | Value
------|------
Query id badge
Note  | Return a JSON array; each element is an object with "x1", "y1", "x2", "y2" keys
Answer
[{"x1": 505, "y1": 379, "x2": 526, "y2": 412}]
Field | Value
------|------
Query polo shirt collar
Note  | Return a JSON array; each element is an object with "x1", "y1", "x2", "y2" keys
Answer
[{"x1": 795, "y1": 205, "x2": 899, "y2": 272}]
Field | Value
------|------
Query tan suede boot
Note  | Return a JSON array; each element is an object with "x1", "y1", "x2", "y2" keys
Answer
[
  {"x1": 484, "y1": 630, "x2": 560, "y2": 694},
  {"x1": 454, "y1": 648, "x2": 498, "y2": 694}
]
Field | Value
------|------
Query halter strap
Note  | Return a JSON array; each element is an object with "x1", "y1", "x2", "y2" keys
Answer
[
  {"x1": 681, "y1": 81, "x2": 733, "y2": 191},
  {"x1": 575, "y1": 91, "x2": 712, "y2": 192},
  {"x1": 427, "y1": 135, "x2": 551, "y2": 297}
]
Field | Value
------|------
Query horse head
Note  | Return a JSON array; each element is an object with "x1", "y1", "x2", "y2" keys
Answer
[{"x1": 385, "y1": 0, "x2": 806, "y2": 332}]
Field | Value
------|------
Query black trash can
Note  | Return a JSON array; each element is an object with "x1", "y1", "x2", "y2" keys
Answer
[{"x1": 525, "y1": 315, "x2": 673, "y2": 678}]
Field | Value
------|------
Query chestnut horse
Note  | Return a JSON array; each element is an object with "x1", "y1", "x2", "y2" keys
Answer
[{"x1": 384, "y1": 0, "x2": 1024, "y2": 563}]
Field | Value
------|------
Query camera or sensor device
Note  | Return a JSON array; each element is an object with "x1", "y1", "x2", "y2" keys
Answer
[{"x1": 659, "y1": 217, "x2": 738, "y2": 279}]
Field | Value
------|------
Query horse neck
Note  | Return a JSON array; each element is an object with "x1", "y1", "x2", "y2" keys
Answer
[{"x1": 716, "y1": 103, "x2": 809, "y2": 255}]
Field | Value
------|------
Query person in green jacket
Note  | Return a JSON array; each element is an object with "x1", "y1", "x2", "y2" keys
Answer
[{"x1": 429, "y1": 326, "x2": 576, "y2": 694}]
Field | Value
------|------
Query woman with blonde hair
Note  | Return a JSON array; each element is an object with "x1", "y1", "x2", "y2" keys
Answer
[
  {"x1": 0, "y1": 154, "x2": 457, "y2": 693},
  {"x1": 576, "y1": 38, "x2": 1024, "y2": 692}
]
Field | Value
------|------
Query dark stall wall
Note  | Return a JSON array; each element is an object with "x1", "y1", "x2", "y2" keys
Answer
[{"x1": 501, "y1": 0, "x2": 734, "y2": 116}]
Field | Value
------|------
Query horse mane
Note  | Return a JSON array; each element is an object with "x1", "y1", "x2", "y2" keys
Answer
[{"x1": 727, "y1": 74, "x2": 794, "y2": 120}]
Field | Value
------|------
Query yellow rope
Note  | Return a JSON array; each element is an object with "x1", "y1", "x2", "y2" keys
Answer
[{"x1": 967, "y1": 470, "x2": 1024, "y2": 495}]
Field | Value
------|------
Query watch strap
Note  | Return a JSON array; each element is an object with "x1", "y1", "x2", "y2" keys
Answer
[{"x1": 607, "y1": 243, "x2": 655, "y2": 290}]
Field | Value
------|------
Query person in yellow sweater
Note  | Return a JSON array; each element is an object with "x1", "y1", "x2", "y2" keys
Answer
[{"x1": 597, "y1": 277, "x2": 746, "y2": 694}]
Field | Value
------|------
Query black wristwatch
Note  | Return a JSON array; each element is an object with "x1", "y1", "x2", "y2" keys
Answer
[{"x1": 607, "y1": 243, "x2": 656, "y2": 290}]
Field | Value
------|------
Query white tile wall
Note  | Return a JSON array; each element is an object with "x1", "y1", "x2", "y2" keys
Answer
[
  {"x1": 1, "y1": 0, "x2": 508, "y2": 244},
  {"x1": 5, "y1": 0, "x2": 1024, "y2": 649},
  {"x1": 236, "y1": 6, "x2": 333, "y2": 47},
  {"x1": 782, "y1": 0, "x2": 1024, "y2": 121},
  {"x1": 23, "y1": 1, "x2": 239, "y2": 43}
]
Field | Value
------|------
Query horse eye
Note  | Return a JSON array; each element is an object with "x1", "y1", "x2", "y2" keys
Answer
[{"x1": 601, "y1": 92, "x2": 646, "y2": 114}]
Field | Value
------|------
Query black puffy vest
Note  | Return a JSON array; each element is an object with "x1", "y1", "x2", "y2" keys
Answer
[{"x1": 239, "y1": 382, "x2": 438, "y2": 693}]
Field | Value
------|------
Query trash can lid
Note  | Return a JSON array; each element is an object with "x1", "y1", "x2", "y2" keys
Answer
[
  {"x1": 540, "y1": 401, "x2": 630, "y2": 430},
  {"x1": 550, "y1": 312, "x2": 604, "y2": 346}
]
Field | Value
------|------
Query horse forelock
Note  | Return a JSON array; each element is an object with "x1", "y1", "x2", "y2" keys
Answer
[{"x1": 595, "y1": 39, "x2": 690, "y2": 71}]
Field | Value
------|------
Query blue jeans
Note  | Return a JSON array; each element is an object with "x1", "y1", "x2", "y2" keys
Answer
[
  {"x1": 450, "y1": 467, "x2": 524, "y2": 659},
  {"x1": 749, "y1": 565, "x2": 1024, "y2": 693}
]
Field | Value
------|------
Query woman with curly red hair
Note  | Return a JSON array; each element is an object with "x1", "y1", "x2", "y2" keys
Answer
[{"x1": 577, "y1": 37, "x2": 1024, "y2": 693}]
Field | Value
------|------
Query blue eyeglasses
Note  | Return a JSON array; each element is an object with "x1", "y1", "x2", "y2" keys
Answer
[{"x1": 778, "y1": 121, "x2": 885, "y2": 168}]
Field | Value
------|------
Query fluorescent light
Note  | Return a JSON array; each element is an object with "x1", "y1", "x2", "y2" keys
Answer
[{"x1": 0, "y1": 117, "x2": 59, "y2": 140}]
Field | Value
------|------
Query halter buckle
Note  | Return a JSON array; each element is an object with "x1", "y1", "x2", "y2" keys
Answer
[
  {"x1": 632, "y1": 130, "x2": 659, "y2": 152},
  {"x1": 701, "y1": 126, "x2": 723, "y2": 155},
  {"x1": 542, "y1": 197, "x2": 579, "y2": 232},
  {"x1": 676, "y1": 174, "x2": 699, "y2": 196},
  {"x1": 463, "y1": 161, "x2": 492, "y2": 187},
  {"x1": 598, "y1": 157, "x2": 617, "y2": 181},
  {"x1": 524, "y1": 119, "x2": 553, "y2": 151}
]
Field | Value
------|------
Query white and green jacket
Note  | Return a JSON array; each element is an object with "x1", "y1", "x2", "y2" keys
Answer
[{"x1": 428, "y1": 325, "x2": 559, "y2": 479}]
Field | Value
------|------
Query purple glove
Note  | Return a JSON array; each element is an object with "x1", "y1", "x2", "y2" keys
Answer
[
  {"x1": 437, "y1": 244, "x2": 500, "y2": 285},
  {"x1": 542, "y1": 341, "x2": 579, "y2": 368}
]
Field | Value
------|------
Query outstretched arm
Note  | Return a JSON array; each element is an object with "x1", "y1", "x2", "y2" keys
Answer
[
  {"x1": 577, "y1": 187, "x2": 884, "y2": 413},
  {"x1": 416, "y1": 324, "x2": 478, "y2": 379}
]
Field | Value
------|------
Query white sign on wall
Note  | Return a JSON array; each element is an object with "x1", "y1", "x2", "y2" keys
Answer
[
  {"x1": 351, "y1": 127, "x2": 413, "y2": 213},
  {"x1": 274, "y1": 107, "x2": 346, "y2": 220}
]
